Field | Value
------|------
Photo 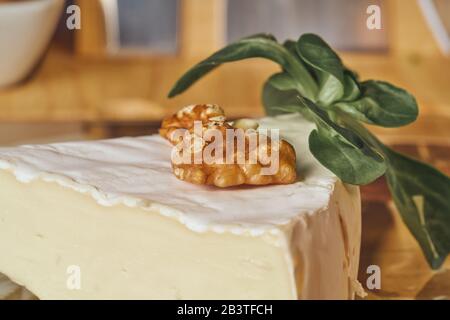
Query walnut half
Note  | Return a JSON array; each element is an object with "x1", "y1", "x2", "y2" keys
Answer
[
  {"x1": 159, "y1": 104, "x2": 225, "y2": 144},
  {"x1": 160, "y1": 104, "x2": 297, "y2": 188}
]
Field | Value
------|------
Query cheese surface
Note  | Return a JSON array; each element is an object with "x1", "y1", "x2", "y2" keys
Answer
[{"x1": 0, "y1": 114, "x2": 362, "y2": 299}]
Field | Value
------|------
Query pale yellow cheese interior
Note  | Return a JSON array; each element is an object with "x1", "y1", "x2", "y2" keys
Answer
[{"x1": 0, "y1": 170, "x2": 296, "y2": 299}]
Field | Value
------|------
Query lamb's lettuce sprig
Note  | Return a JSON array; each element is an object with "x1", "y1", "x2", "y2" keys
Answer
[{"x1": 168, "y1": 33, "x2": 450, "y2": 269}]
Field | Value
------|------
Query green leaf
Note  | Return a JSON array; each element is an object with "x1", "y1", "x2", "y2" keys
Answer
[
  {"x1": 334, "y1": 80, "x2": 418, "y2": 127},
  {"x1": 301, "y1": 98, "x2": 386, "y2": 185},
  {"x1": 296, "y1": 34, "x2": 345, "y2": 105},
  {"x1": 301, "y1": 98, "x2": 361, "y2": 146},
  {"x1": 309, "y1": 128, "x2": 386, "y2": 185},
  {"x1": 345, "y1": 67, "x2": 360, "y2": 81},
  {"x1": 340, "y1": 70, "x2": 360, "y2": 101},
  {"x1": 266, "y1": 72, "x2": 299, "y2": 91},
  {"x1": 262, "y1": 73, "x2": 302, "y2": 116},
  {"x1": 282, "y1": 39, "x2": 297, "y2": 56},
  {"x1": 382, "y1": 146, "x2": 450, "y2": 268},
  {"x1": 168, "y1": 34, "x2": 318, "y2": 100}
]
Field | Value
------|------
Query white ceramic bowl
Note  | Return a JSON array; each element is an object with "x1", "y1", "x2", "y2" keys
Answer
[{"x1": 0, "y1": 0, "x2": 64, "y2": 88}]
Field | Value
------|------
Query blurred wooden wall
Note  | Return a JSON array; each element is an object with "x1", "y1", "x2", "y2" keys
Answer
[{"x1": 0, "y1": 0, "x2": 448, "y2": 141}]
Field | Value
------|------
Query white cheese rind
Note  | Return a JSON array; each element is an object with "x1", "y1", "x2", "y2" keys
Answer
[{"x1": 0, "y1": 114, "x2": 336, "y2": 235}]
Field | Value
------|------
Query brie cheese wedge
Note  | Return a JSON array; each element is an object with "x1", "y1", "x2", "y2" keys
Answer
[{"x1": 0, "y1": 114, "x2": 361, "y2": 299}]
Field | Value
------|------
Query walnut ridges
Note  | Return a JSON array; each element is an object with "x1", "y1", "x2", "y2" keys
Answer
[{"x1": 160, "y1": 104, "x2": 297, "y2": 188}]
